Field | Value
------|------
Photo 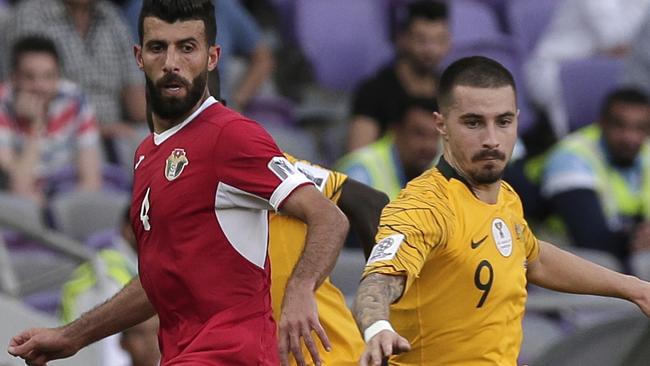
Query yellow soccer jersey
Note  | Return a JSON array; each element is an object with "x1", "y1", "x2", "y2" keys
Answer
[
  {"x1": 269, "y1": 154, "x2": 363, "y2": 366},
  {"x1": 364, "y1": 158, "x2": 540, "y2": 366}
]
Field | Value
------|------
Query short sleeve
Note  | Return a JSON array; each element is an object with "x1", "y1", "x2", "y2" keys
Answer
[
  {"x1": 521, "y1": 219, "x2": 540, "y2": 262},
  {"x1": 541, "y1": 148, "x2": 596, "y2": 198},
  {"x1": 214, "y1": 120, "x2": 312, "y2": 211},
  {"x1": 363, "y1": 187, "x2": 452, "y2": 292},
  {"x1": 74, "y1": 92, "x2": 100, "y2": 148},
  {"x1": 507, "y1": 182, "x2": 540, "y2": 262},
  {"x1": 287, "y1": 154, "x2": 348, "y2": 203}
]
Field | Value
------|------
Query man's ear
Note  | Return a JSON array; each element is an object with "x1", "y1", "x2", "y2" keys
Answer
[
  {"x1": 433, "y1": 112, "x2": 448, "y2": 140},
  {"x1": 208, "y1": 45, "x2": 220, "y2": 72},
  {"x1": 133, "y1": 44, "x2": 144, "y2": 70}
]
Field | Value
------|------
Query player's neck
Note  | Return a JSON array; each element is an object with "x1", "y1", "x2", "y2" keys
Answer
[
  {"x1": 444, "y1": 154, "x2": 501, "y2": 205},
  {"x1": 152, "y1": 90, "x2": 211, "y2": 134}
]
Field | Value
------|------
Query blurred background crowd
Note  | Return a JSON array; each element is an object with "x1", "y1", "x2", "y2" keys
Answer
[{"x1": 3, "y1": 0, "x2": 650, "y2": 365}]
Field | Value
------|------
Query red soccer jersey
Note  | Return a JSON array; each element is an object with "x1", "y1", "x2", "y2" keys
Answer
[{"x1": 130, "y1": 97, "x2": 311, "y2": 365}]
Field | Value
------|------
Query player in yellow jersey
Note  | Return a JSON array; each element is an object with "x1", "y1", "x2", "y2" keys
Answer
[
  {"x1": 352, "y1": 56, "x2": 650, "y2": 366},
  {"x1": 272, "y1": 154, "x2": 388, "y2": 366}
]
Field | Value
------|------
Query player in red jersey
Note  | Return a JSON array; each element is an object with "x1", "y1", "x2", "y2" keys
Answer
[{"x1": 6, "y1": 1, "x2": 348, "y2": 365}]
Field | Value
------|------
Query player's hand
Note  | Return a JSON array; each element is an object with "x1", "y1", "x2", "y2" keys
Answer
[
  {"x1": 360, "y1": 330, "x2": 411, "y2": 366},
  {"x1": 630, "y1": 278, "x2": 650, "y2": 318},
  {"x1": 14, "y1": 91, "x2": 47, "y2": 133},
  {"x1": 278, "y1": 284, "x2": 330, "y2": 366},
  {"x1": 7, "y1": 327, "x2": 80, "y2": 366}
]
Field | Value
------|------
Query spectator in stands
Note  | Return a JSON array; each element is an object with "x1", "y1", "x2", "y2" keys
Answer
[
  {"x1": 0, "y1": 36, "x2": 102, "y2": 206},
  {"x1": 123, "y1": 0, "x2": 274, "y2": 111},
  {"x1": 347, "y1": 0, "x2": 450, "y2": 152},
  {"x1": 622, "y1": 8, "x2": 650, "y2": 98},
  {"x1": 336, "y1": 98, "x2": 440, "y2": 199},
  {"x1": 120, "y1": 316, "x2": 160, "y2": 366},
  {"x1": 525, "y1": 0, "x2": 650, "y2": 138},
  {"x1": 60, "y1": 205, "x2": 137, "y2": 366},
  {"x1": 0, "y1": 0, "x2": 11, "y2": 82},
  {"x1": 5, "y1": 0, "x2": 147, "y2": 163},
  {"x1": 541, "y1": 88, "x2": 650, "y2": 272}
]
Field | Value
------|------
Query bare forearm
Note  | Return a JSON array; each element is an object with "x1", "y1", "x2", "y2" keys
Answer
[
  {"x1": 231, "y1": 44, "x2": 274, "y2": 110},
  {"x1": 353, "y1": 273, "x2": 405, "y2": 332},
  {"x1": 287, "y1": 206, "x2": 348, "y2": 291},
  {"x1": 122, "y1": 85, "x2": 147, "y2": 123},
  {"x1": 527, "y1": 241, "x2": 643, "y2": 301},
  {"x1": 338, "y1": 179, "x2": 389, "y2": 258},
  {"x1": 10, "y1": 137, "x2": 42, "y2": 194},
  {"x1": 77, "y1": 147, "x2": 102, "y2": 191},
  {"x1": 62, "y1": 276, "x2": 155, "y2": 349}
]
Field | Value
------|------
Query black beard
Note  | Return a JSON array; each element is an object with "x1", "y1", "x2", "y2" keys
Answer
[
  {"x1": 146, "y1": 70, "x2": 207, "y2": 121},
  {"x1": 471, "y1": 167, "x2": 504, "y2": 185}
]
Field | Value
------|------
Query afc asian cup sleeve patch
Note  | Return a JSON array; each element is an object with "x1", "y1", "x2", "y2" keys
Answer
[
  {"x1": 367, "y1": 234, "x2": 405, "y2": 264},
  {"x1": 294, "y1": 161, "x2": 329, "y2": 192},
  {"x1": 268, "y1": 156, "x2": 298, "y2": 181}
]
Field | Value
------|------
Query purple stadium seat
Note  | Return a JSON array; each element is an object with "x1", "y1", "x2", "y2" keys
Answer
[
  {"x1": 243, "y1": 96, "x2": 297, "y2": 127},
  {"x1": 294, "y1": 0, "x2": 393, "y2": 91},
  {"x1": 85, "y1": 229, "x2": 120, "y2": 251},
  {"x1": 23, "y1": 289, "x2": 61, "y2": 316},
  {"x1": 560, "y1": 57, "x2": 624, "y2": 131},
  {"x1": 45, "y1": 164, "x2": 132, "y2": 197},
  {"x1": 450, "y1": 0, "x2": 504, "y2": 44},
  {"x1": 443, "y1": 40, "x2": 537, "y2": 134},
  {"x1": 507, "y1": 0, "x2": 560, "y2": 57}
]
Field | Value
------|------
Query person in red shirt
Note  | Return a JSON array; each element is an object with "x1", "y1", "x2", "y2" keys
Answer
[{"x1": 6, "y1": 1, "x2": 349, "y2": 366}]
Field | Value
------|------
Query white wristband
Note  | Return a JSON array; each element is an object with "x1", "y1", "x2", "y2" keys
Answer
[{"x1": 363, "y1": 320, "x2": 395, "y2": 343}]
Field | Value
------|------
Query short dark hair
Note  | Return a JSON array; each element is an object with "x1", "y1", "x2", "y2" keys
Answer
[
  {"x1": 600, "y1": 87, "x2": 650, "y2": 118},
  {"x1": 437, "y1": 56, "x2": 516, "y2": 112},
  {"x1": 406, "y1": 1, "x2": 448, "y2": 28},
  {"x1": 394, "y1": 97, "x2": 438, "y2": 130},
  {"x1": 138, "y1": 0, "x2": 217, "y2": 46},
  {"x1": 397, "y1": 97, "x2": 438, "y2": 124},
  {"x1": 11, "y1": 35, "x2": 60, "y2": 71}
]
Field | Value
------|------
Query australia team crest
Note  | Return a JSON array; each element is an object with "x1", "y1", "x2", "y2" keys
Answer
[{"x1": 165, "y1": 148, "x2": 188, "y2": 181}]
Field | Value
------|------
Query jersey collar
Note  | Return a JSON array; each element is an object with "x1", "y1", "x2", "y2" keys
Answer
[
  {"x1": 153, "y1": 96, "x2": 219, "y2": 146},
  {"x1": 436, "y1": 156, "x2": 476, "y2": 195}
]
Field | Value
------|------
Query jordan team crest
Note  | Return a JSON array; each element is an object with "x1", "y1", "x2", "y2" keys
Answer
[{"x1": 165, "y1": 148, "x2": 188, "y2": 181}]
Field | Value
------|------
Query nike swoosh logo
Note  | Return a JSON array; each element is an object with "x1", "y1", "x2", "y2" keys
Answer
[
  {"x1": 471, "y1": 235, "x2": 488, "y2": 249},
  {"x1": 134, "y1": 155, "x2": 145, "y2": 170}
]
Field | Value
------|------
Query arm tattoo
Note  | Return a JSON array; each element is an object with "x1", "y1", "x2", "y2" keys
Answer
[{"x1": 353, "y1": 273, "x2": 406, "y2": 332}]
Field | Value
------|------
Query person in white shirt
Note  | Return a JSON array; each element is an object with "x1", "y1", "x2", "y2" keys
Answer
[{"x1": 524, "y1": 0, "x2": 650, "y2": 138}]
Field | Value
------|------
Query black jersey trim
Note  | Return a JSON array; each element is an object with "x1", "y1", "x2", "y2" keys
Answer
[{"x1": 436, "y1": 156, "x2": 475, "y2": 195}]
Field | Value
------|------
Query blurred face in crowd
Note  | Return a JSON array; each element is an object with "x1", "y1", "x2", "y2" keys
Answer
[
  {"x1": 601, "y1": 101, "x2": 650, "y2": 167},
  {"x1": 402, "y1": 18, "x2": 451, "y2": 75},
  {"x1": 11, "y1": 51, "x2": 60, "y2": 103},
  {"x1": 121, "y1": 316, "x2": 160, "y2": 366},
  {"x1": 435, "y1": 86, "x2": 518, "y2": 185},
  {"x1": 394, "y1": 107, "x2": 440, "y2": 178},
  {"x1": 134, "y1": 16, "x2": 218, "y2": 122}
]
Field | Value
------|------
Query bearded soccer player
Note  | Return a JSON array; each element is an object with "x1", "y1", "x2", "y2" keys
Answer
[
  {"x1": 270, "y1": 154, "x2": 388, "y2": 366},
  {"x1": 7, "y1": 1, "x2": 349, "y2": 365},
  {"x1": 353, "y1": 56, "x2": 650, "y2": 366}
]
